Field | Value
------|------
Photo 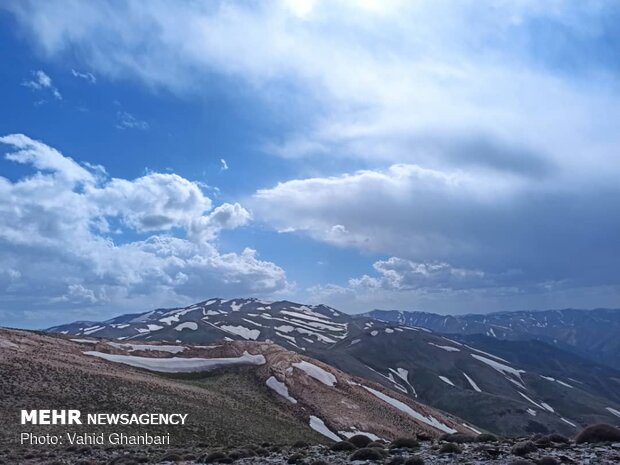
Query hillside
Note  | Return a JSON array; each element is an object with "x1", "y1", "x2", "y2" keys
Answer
[
  {"x1": 47, "y1": 298, "x2": 620, "y2": 436},
  {"x1": 0, "y1": 327, "x2": 470, "y2": 449}
]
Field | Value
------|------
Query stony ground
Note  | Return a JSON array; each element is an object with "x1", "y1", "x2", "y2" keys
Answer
[{"x1": 1, "y1": 436, "x2": 619, "y2": 464}]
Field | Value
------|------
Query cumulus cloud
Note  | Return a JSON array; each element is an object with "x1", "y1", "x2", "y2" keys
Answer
[
  {"x1": 256, "y1": 163, "x2": 620, "y2": 308},
  {"x1": 22, "y1": 70, "x2": 62, "y2": 100},
  {"x1": 4, "y1": 1, "x2": 620, "y2": 312},
  {"x1": 0, "y1": 135, "x2": 289, "y2": 327}
]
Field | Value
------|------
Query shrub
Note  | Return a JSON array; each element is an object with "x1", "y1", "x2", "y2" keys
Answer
[
  {"x1": 228, "y1": 449, "x2": 253, "y2": 460},
  {"x1": 546, "y1": 433, "x2": 569, "y2": 444},
  {"x1": 404, "y1": 457, "x2": 425, "y2": 465},
  {"x1": 511, "y1": 441, "x2": 537, "y2": 456},
  {"x1": 349, "y1": 448, "x2": 385, "y2": 461},
  {"x1": 287, "y1": 452, "x2": 305, "y2": 464},
  {"x1": 535, "y1": 436, "x2": 552, "y2": 448},
  {"x1": 348, "y1": 434, "x2": 373, "y2": 448},
  {"x1": 366, "y1": 441, "x2": 385, "y2": 448},
  {"x1": 389, "y1": 437, "x2": 419, "y2": 449},
  {"x1": 386, "y1": 457, "x2": 405, "y2": 465},
  {"x1": 254, "y1": 447, "x2": 269, "y2": 456},
  {"x1": 155, "y1": 454, "x2": 181, "y2": 463},
  {"x1": 440, "y1": 433, "x2": 473, "y2": 443},
  {"x1": 331, "y1": 441, "x2": 357, "y2": 451},
  {"x1": 538, "y1": 457, "x2": 559, "y2": 465},
  {"x1": 293, "y1": 441, "x2": 309, "y2": 448},
  {"x1": 575, "y1": 424, "x2": 620, "y2": 444},
  {"x1": 202, "y1": 451, "x2": 228, "y2": 463},
  {"x1": 416, "y1": 432, "x2": 432, "y2": 441},
  {"x1": 475, "y1": 433, "x2": 498, "y2": 442},
  {"x1": 438, "y1": 443, "x2": 461, "y2": 454}
]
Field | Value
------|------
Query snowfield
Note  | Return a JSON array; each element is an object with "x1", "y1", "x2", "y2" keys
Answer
[
  {"x1": 84, "y1": 350, "x2": 266, "y2": 373},
  {"x1": 428, "y1": 342, "x2": 461, "y2": 352},
  {"x1": 218, "y1": 325, "x2": 260, "y2": 340},
  {"x1": 339, "y1": 430, "x2": 384, "y2": 441},
  {"x1": 438, "y1": 375, "x2": 455, "y2": 386},
  {"x1": 266, "y1": 376, "x2": 297, "y2": 404},
  {"x1": 362, "y1": 386, "x2": 457, "y2": 434},
  {"x1": 175, "y1": 322, "x2": 198, "y2": 331},
  {"x1": 462, "y1": 372, "x2": 482, "y2": 392},
  {"x1": 606, "y1": 407, "x2": 620, "y2": 418},
  {"x1": 471, "y1": 353, "x2": 525, "y2": 379},
  {"x1": 292, "y1": 361, "x2": 337, "y2": 386},
  {"x1": 309, "y1": 416, "x2": 341, "y2": 441}
]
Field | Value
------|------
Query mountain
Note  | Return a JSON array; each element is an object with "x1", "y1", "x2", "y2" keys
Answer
[
  {"x1": 316, "y1": 326, "x2": 620, "y2": 436},
  {"x1": 47, "y1": 298, "x2": 620, "y2": 436},
  {"x1": 0, "y1": 327, "x2": 469, "y2": 448},
  {"x1": 48, "y1": 298, "x2": 356, "y2": 353},
  {"x1": 364, "y1": 308, "x2": 620, "y2": 370}
]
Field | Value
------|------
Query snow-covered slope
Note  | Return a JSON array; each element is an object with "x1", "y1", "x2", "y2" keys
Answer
[
  {"x1": 47, "y1": 298, "x2": 620, "y2": 436},
  {"x1": 49, "y1": 298, "x2": 350, "y2": 352}
]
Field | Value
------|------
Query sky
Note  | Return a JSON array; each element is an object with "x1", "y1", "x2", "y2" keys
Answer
[{"x1": 1, "y1": 0, "x2": 619, "y2": 328}]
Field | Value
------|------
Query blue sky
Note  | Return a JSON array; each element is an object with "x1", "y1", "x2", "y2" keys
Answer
[{"x1": 1, "y1": 1, "x2": 619, "y2": 328}]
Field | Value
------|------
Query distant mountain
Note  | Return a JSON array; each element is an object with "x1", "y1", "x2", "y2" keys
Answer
[
  {"x1": 0, "y1": 327, "x2": 469, "y2": 447},
  {"x1": 47, "y1": 298, "x2": 620, "y2": 436},
  {"x1": 364, "y1": 308, "x2": 620, "y2": 370},
  {"x1": 48, "y1": 298, "x2": 357, "y2": 353}
]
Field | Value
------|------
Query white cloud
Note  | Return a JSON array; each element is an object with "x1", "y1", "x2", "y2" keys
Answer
[
  {"x1": 255, "y1": 163, "x2": 620, "y2": 306},
  {"x1": 350, "y1": 258, "x2": 487, "y2": 292},
  {"x1": 7, "y1": 1, "x2": 620, "y2": 181},
  {"x1": 22, "y1": 70, "x2": 62, "y2": 99},
  {"x1": 0, "y1": 134, "x2": 290, "y2": 326},
  {"x1": 220, "y1": 158, "x2": 229, "y2": 171},
  {"x1": 116, "y1": 111, "x2": 149, "y2": 130},
  {"x1": 71, "y1": 69, "x2": 96, "y2": 83},
  {"x1": 5, "y1": 1, "x2": 620, "y2": 312}
]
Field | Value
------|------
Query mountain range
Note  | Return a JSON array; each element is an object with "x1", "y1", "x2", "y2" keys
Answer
[
  {"x1": 365, "y1": 308, "x2": 620, "y2": 370},
  {"x1": 46, "y1": 298, "x2": 620, "y2": 437}
]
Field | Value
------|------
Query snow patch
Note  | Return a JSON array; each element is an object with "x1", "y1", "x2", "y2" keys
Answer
[
  {"x1": 561, "y1": 417, "x2": 577, "y2": 427},
  {"x1": 218, "y1": 325, "x2": 260, "y2": 340},
  {"x1": 471, "y1": 354, "x2": 525, "y2": 379},
  {"x1": 462, "y1": 372, "x2": 482, "y2": 392},
  {"x1": 362, "y1": 386, "x2": 457, "y2": 434},
  {"x1": 84, "y1": 350, "x2": 266, "y2": 373},
  {"x1": 428, "y1": 342, "x2": 460, "y2": 352},
  {"x1": 266, "y1": 376, "x2": 297, "y2": 404},
  {"x1": 309, "y1": 416, "x2": 340, "y2": 441},
  {"x1": 339, "y1": 430, "x2": 384, "y2": 442},
  {"x1": 175, "y1": 322, "x2": 198, "y2": 331},
  {"x1": 438, "y1": 376, "x2": 455, "y2": 387},
  {"x1": 606, "y1": 407, "x2": 620, "y2": 418},
  {"x1": 292, "y1": 361, "x2": 337, "y2": 386}
]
